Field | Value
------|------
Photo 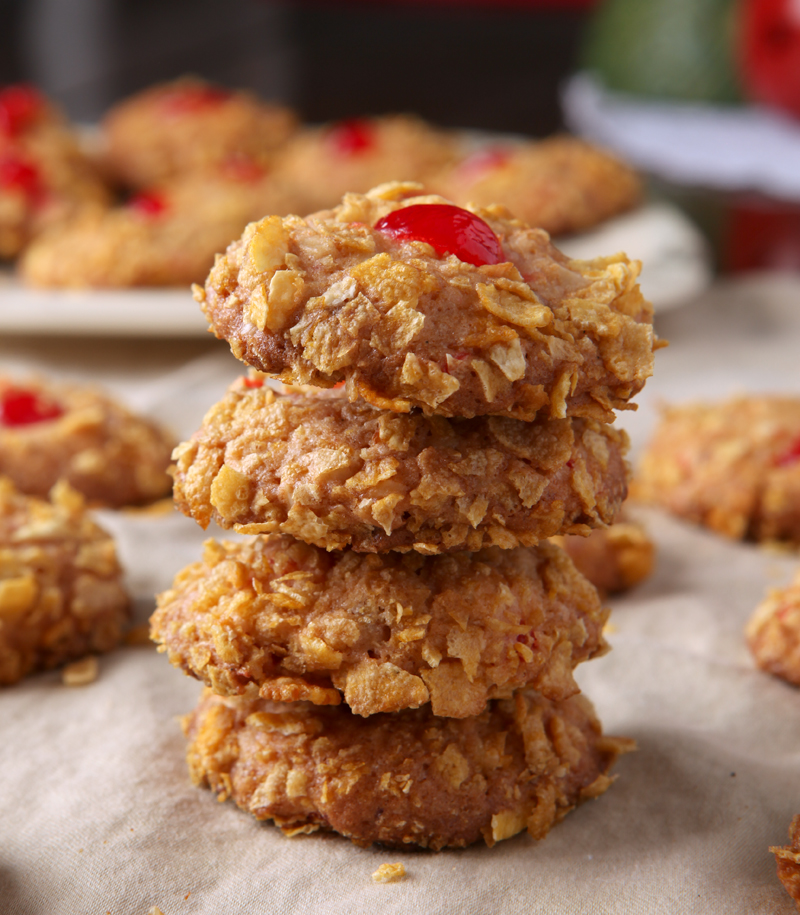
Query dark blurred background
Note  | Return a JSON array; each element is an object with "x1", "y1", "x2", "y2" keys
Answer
[{"x1": 0, "y1": 0, "x2": 593, "y2": 134}]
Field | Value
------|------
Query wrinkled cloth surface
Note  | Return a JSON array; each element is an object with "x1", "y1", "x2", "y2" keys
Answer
[{"x1": 2, "y1": 274, "x2": 800, "y2": 914}]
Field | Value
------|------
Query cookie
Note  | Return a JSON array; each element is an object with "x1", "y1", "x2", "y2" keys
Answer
[
  {"x1": 0, "y1": 477, "x2": 130, "y2": 685},
  {"x1": 196, "y1": 181, "x2": 655, "y2": 421},
  {"x1": 274, "y1": 115, "x2": 458, "y2": 214},
  {"x1": 183, "y1": 686, "x2": 632, "y2": 849},
  {"x1": 21, "y1": 162, "x2": 299, "y2": 288},
  {"x1": 0, "y1": 376, "x2": 174, "y2": 507},
  {"x1": 551, "y1": 515, "x2": 654, "y2": 598},
  {"x1": 151, "y1": 535, "x2": 608, "y2": 717},
  {"x1": 431, "y1": 136, "x2": 642, "y2": 237},
  {"x1": 771, "y1": 815, "x2": 800, "y2": 911},
  {"x1": 101, "y1": 76, "x2": 297, "y2": 189},
  {"x1": 746, "y1": 573, "x2": 800, "y2": 686},
  {"x1": 631, "y1": 396, "x2": 800, "y2": 543},
  {"x1": 0, "y1": 83, "x2": 110, "y2": 259},
  {"x1": 171, "y1": 379, "x2": 629, "y2": 554}
]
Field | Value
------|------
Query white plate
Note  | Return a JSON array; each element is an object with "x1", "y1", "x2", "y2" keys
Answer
[
  {"x1": 0, "y1": 201, "x2": 710, "y2": 336},
  {"x1": 0, "y1": 271, "x2": 208, "y2": 336}
]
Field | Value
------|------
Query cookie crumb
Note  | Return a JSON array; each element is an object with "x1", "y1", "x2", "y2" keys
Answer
[
  {"x1": 371, "y1": 863, "x2": 406, "y2": 883},
  {"x1": 148, "y1": 907, "x2": 165, "y2": 915},
  {"x1": 62, "y1": 656, "x2": 99, "y2": 686}
]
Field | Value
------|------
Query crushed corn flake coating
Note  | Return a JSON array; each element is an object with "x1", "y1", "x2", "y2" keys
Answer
[
  {"x1": 631, "y1": 396, "x2": 800, "y2": 544},
  {"x1": 0, "y1": 477, "x2": 130, "y2": 685},
  {"x1": 771, "y1": 815, "x2": 800, "y2": 911},
  {"x1": 61, "y1": 655, "x2": 99, "y2": 686},
  {"x1": 171, "y1": 381, "x2": 629, "y2": 553},
  {"x1": 0, "y1": 375, "x2": 174, "y2": 507},
  {"x1": 196, "y1": 182, "x2": 656, "y2": 421},
  {"x1": 432, "y1": 136, "x2": 642, "y2": 238},
  {"x1": 101, "y1": 76, "x2": 298, "y2": 189},
  {"x1": 746, "y1": 573, "x2": 800, "y2": 687},
  {"x1": 151, "y1": 535, "x2": 609, "y2": 718},
  {"x1": 183, "y1": 687, "x2": 632, "y2": 850},
  {"x1": 551, "y1": 514, "x2": 654, "y2": 598}
]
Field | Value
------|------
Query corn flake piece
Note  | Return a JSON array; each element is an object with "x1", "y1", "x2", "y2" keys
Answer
[
  {"x1": 372, "y1": 863, "x2": 407, "y2": 884},
  {"x1": 62, "y1": 655, "x2": 98, "y2": 686}
]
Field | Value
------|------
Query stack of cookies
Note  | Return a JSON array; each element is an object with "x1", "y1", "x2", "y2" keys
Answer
[{"x1": 151, "y1": 182, "x2": 656, "y2": 850}]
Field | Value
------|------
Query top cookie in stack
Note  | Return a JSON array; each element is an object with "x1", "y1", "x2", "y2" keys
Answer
[{"x1": 194, "y1": 181, "x2": 655, "y2": 423}]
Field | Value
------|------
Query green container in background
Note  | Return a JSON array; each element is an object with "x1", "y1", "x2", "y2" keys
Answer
[{"x1": 582, "y1": 0, "x2": 743, "y2": 103}]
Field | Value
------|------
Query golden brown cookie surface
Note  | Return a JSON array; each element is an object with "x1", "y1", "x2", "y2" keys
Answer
[
  {"x1": 0, "y1": 376, "x2": 174, "y2": 507},
  {"x1": 196, "y1": 182, "x2": 655, "y2": 421},
  {"x1": 184, "y1": 687, "x2": 632, "y2": 849},
  {"x1": 151, "y1": 535, "x2": 608, "y2": 717},
  {"x1": 432, "y1": 136, "x2": 642, "y2": 238},
  {"x1": 0, "y1": 477, "x2": 130, "y2": 685},
  {"x1": 171, "y1": 380, "x2": 629, "y2": 553},
  {"x1": 632, "y1": 396, "x2": 800, "y2": 543}
]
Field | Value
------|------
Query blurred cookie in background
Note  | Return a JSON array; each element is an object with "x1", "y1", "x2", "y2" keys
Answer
[
  {"x1": 101, "y1": 76, "x2": 298, "y2": 189},
  {"x1": 0, "y1": 375, "x2": 174, "y2": 508},
  {"x1": 0, "y1": 83, "x2": 110, "y2": 259}
]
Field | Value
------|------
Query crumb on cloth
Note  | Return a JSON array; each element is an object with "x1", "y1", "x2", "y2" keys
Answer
[
  {"x1": 61, "y1": 656, "x2": 98, "y2": 686},
  {"x1": 372, "y1": 862, "x2": 406, "y2": 883}
]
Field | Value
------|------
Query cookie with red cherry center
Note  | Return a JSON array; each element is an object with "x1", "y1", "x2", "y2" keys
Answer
[
  {"x1": 101, "y1": 76, "x2": 298, "y2": 189},
  {"x1": 431, "y1": 135, "x2": 642, "y2": 237},
  {"x1": 0, "y1": 83, "x2": 110, "y2": 259},
  {"x1": 196, "y1": 181, "x2": 656, "y2": 422},
  {"x1": 273, "y1": 114, "x2": 459, "y2": 214},
  {"x1": 20, "y1": 158, "x2": 300, "y2": 287},
  {"x1": 631, "y1": 395, "x2": 800, "y2": 543},
  {"x1": 0, "y1": 376, "x2": 174, "y2": 507}
]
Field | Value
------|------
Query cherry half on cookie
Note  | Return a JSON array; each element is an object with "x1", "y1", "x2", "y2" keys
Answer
[
  {"x1": 0, "y1": 388, "x2": 62, "y2": 426},
  {"x1": 0, "y1": 154, "x2": 42, "y2": 201},
  {"x1": 0, "y1": 84, "x2": 44, "y2": 137},
  {"x1": 374, "y1": 203, "x2": 503, "y2": 267},
  {"x1": 128, "y1": 190, "x2": 169, "y2": 218},
  {"x1": 327, "y1": 118, "x2": 375, "y2": 156}
]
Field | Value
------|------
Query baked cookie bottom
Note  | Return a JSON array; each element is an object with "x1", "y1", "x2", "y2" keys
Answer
[
  {"x1": 184, "y1": 687, "x2": 633, "y2": 850},
  {"x1": 151, "y1": 535, "x2": 608, "y2": 717},
  {"x1": 0, "y1": 375, "x2": 174, "y2": 507},
  {"x1": 0, "y1": 477, "x2": 130, "y2": 685},
  {"x1": 631, "y1": 396, "x2": 800, "y2": 544}
]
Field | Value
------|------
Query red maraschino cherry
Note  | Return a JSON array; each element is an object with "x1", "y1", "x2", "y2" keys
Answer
[
  {"x1": 0, "y1": 84, "x2": 44, "y2": 136},
  {"x1": 128, "y1": 190, "x2": 169, "y2": 217},
  {"x1": 776, "y1": 435, "x2": 800, "y2": 466},
  {"x1": 0, "y1": 154, "x2": 42, "y2": 200},
  {"x1": 374, "y1": 203, "x2": 503, "y2": 267},
  {"x1": 1, "y1": 388, "x2": 62, "y2": 426},
  {"x1": 328, "y1": 118, "x2": 374, "y2": 155}
]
